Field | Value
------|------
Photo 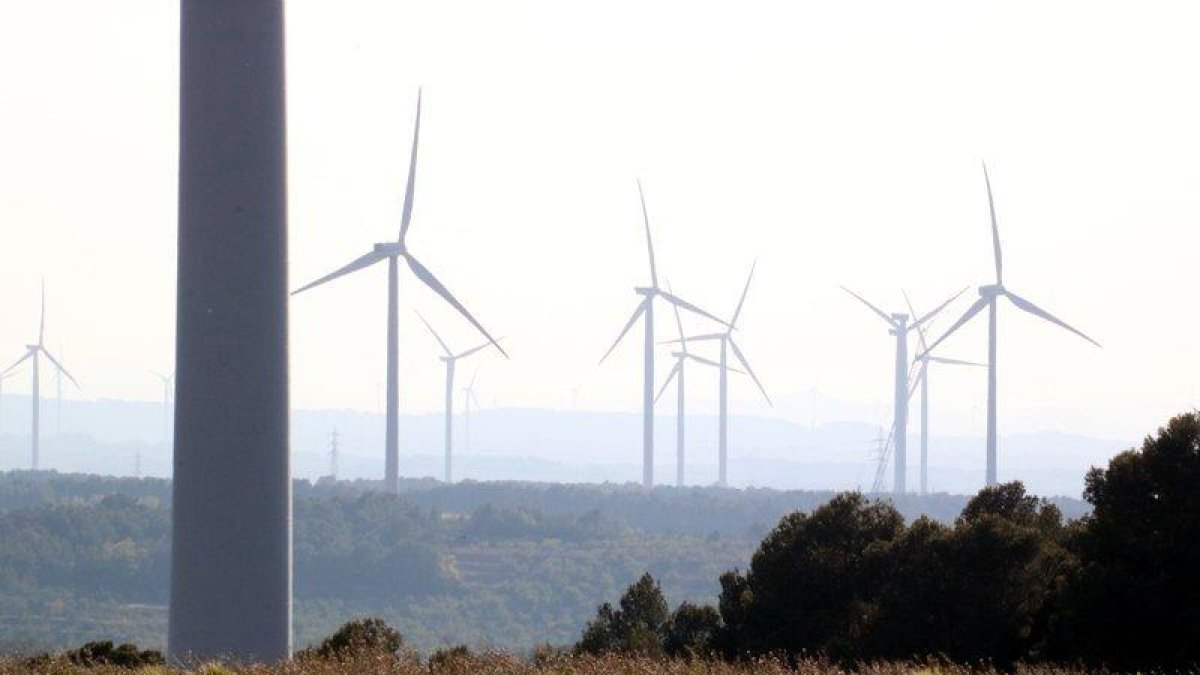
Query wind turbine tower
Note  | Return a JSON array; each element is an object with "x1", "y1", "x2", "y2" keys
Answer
[
  {"x1": 170, "y1": 0, "x2": 291, "y2": 661},
  {"x1": 841, "y1": 287, "x2": 961, "y2": 493},
  {"x1": 416, "y1": 312, "x2": 502, "y2": 483},
  {"x1": 462, "y1": 369, "x2": 481, "y2": 455},
  {"x1": 600, "y1": 181, "x2": 725, "y2": 487},
  {"x1": 904, "y1": 293, "x2": 985, "y2": 494},
  {"x1": 921, "y1": 164, "x2": 1100, "y2": 486},
  {"x1": 293, "y1": 91, "x2": 504, "y2": 494},
  {"x1": 1, "y1": 285, "x2": 79, "y2": 470}
]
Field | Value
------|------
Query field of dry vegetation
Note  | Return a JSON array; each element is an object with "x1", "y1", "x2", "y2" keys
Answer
[{"x1": 0, "y1": 654, "x2": 1133, "y2": 675}]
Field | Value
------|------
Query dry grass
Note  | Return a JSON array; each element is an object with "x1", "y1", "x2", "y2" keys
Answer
[{"x1": 0, "y1": 653, "x2": 1133, "y2": 675}]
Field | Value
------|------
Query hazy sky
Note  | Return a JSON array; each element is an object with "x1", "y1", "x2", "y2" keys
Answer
[{"x1": 2, "y1": 1, "x2": 1198, "y2": 442}]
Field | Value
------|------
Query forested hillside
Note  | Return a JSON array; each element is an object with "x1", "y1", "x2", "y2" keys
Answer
[{"x1": 0, "y1": 471, "x2": 1088, "y2": 654}]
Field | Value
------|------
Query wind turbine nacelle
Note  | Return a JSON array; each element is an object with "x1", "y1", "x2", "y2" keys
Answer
[
  {"x1": 634, "y1": 286, "x2": 656, "y2": 296},
  {"x1": 979, "y1": 284, "x2": 1004, "y2": 298},
  {"x1": 890, "y1": 313, "x2": 908, "y2": 323},
  {"x1": 374, "y1": 242, "x2": 403, "y2": 255}
]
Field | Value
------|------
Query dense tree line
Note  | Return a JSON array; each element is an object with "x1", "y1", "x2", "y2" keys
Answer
[{"x1": 578, "y1": 412, "x2": 1200, "y2": 670}]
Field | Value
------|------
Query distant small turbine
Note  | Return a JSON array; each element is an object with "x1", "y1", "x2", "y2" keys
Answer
[
  {"x1": 293, "y1": 91, "x2": 505, "y2": 493},
  {"x1": 920, "y1": 164, "x2": 1100, "y2": 486},
  {"x1": 328, "y1": 428, "x2": 340, "y2": 480},
  {"x1": 0, "y1": 283, "x2": 78, "y2": 470},
  {"x1": 150, "y1": 370, "x2": 174, "y2": 446},
  {"x1": 841, "y1": 285, "x2": 963, "y2": 493},
  {"x1": 416, "y1": 312, "x2": 502, "y2": 483},
  {"x1": 600, "y1": 181, "x2": 726, "y2": 487},
  {"x1": 666, "y1": 264, "x2": 769, "y2": 487},
  {"x1": 462, "y1": 369, "x2": 482, "y2": 455},
  {"x1": 903, "y1": 292, "x2": 985, "y2": 495}
]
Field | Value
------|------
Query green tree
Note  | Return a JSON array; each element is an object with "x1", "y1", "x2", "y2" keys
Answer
[
  {"x1": 1057, "y1": 412, "x2": 1200, "y2": 669},
  {"x1": 306, "y1": 617, "x2": 404, "y2": 660},
  {"x1": 664, "y1": 602, "x2": 721, "y2": 658},
  {"x1": 715, "y1": 492, "x2": 904, "y2": 658},
  {"x1": 576, "y1": 572, "x2": 669, "y2": 656}
]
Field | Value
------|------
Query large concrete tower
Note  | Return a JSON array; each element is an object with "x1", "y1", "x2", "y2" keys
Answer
[{"x1": 169, "y1": 0, "x2": 291, "y2": 662}]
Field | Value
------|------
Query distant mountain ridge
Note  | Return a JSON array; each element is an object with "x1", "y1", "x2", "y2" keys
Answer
[{"x1": 0, "y1": 396, "x2": 1131, "y2": 497}]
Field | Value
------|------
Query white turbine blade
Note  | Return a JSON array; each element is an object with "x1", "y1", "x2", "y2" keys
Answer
[
  {"x1": 1004, "y1": 290, "x2": 1101, "y2": 348},
  {"x1": 600, "y1": 299, "x2": 648, "y2": 364},
  {"x1": 840, "y1": 286, "x2": 894, "y2": 327},
  {"x1": 983, "y1": 162, "x2": 1003, "y2": 285},
  {"x1": 659, "y1": 291, "x2": 728, "y2": 327},
  {"x1": 415, "y1": 310, "x2": 453, "y2": 356},
  {"x1": 468, "y1": 368, "x2": 480, "y2": 389},
  {"x1": 455, "y1": 338, "x2": 501, "y2": 361},
  {"x1": 729, "y1": 338, "x2": 771, "y2": 406},
  {"x1": 659, "y1": 333, "x2": 725, "y2": 345},
  {"x1": 730, "y1": 261, "x2": 757, "y2": 329},
  {"x1": 907, "y1": 364, "x2": 925, "y2": 402},
  {"x1": 292, "y1": 249, "x2": 387, "y2": 295},
  {"x1": 910, "y1": 287, "x2": 968, "y2": 333},
  {"x1": 655, "y1": 361, "x2": 681, "y2": 403},
  {"x1": 1, "y1": 351, "x2": 33, "y2": 377},
  {"x1": 682, "y1": 352, "x2": 740, "y2": 373},
  {"x1": 405, "y1": 255, "x2": 508, "y2": 358},
  {"x1": 919, "y1": 295, "x2": 990, "y2": 358},
  {"x1": 398, "y1": 89, "x2": 422, "y2": 245},
  {"x1": 638, "y1": 179, "x2": 658, "y2": 288},
  {"x1": 667, "y1": 282, "x2": 687, "y2": 354},
  {"x1": 902, "y1": 291, "x2": 930, "y2": 353},
  {"x1": 469, "y1": 390, "x2": 481, "y2": 408},
  {"x1": 39, "y1": 347, "x2": 79, "y2": 388},
  {"x1": 928, "y1": 356, "x2": 987, "y2": 367}
]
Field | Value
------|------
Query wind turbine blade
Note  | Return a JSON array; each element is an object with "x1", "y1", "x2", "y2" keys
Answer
[
  {"x1": 659, "y1": 333, "x2": 725, "y2": 344},
  {"x1": 681, "y1": 352, "x2": 739, "y2": 372},
  {"x1": 910, "y1": 287, "x2": 968, "y2": 333},
  {"x1": 729, "y1": 338, "x2": 771, "y2": 406},
  {"x1": 983, "y1": 162, "x2": 1003, "y2": 285},
  {"x1": 907, "y1": 365, "x2": 925, "y2": 402},
  {"x1": 405, "y1": 255, "x2": 508, "y2": 357},
  {"x1": 39, "y1": 347, "x2": 79, "y2": 388},
  {"x1": 39, "y1": 281, "x2": 45, "y2": 345},
  {"x1": 840, "y1": 286, "x2": 894, "y2": 326},
  {"x1": 902, "y1": 291, "x2": 930, "y2": 353},
  {"x1": 1004, "y1": 290, "x2": 1101, "y2": 348},
  {"x1": 730, "y1": 261, "x2": 757, "y2": 329},
  {"x1": 659, "y1": 291, "x2": 728, "y2": 327},
  {"x1": 469, "y1": 390, "x2": 481, "y2": 408},
  {"x1": 1, "y1": 351, "x2": 33, "y2": 377},
  {"x1": 468, "y1": 368, "x2": 479, "y2": 389},
  {"x1": 292, "y1": 249, "x2": 388, "y2": 295},
  {"x1": 455, "y1": 338, "x2": 500, "y2": 361},
  {"x1": 919, "y1": 295, "x2": 990, "y2": 358},
  {"x1": 667, "y1": 282, "x2": 686, "y2": 354},
  {"x1": 655, "y1": 361, "x2": 681, "y2": 403},
  {"x1": 398, "y1": 89, "x2": 422, "y2": 245},
  {"x1": 928, "y1": 356, "x2": 987, "y2": 367},
  {"x1": 415, "y1": 310, "x2": 453, "y2": 356},
  {"x1": 600, "y1": 300, "x2": 648, "y2": 364},
  {"x1": 638, "y1": 179, "x2": 658, "y2": 288}
]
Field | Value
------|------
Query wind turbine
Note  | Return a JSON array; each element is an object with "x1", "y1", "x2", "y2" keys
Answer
[
  {"x1": 293, "y1": 91, "x2": 505, "y2": 494},
  {"x1": 416, "y1": 311, "x2": 502, "y2": 483},
  {"x1": 841, "y1": 286, "x2": 962, "y2": 493},
  {"x1": 664, "y1": 264, "x2": 769, "y2": 487},
  {"x1": 462, "y1": 368, "x2": 482, "y2": 455},
  {"x1": 600, "y1": 181, "x2": 726, "y2": 487},
  {"x1": 920, "y1": 163, "x2": 1100, "y2": 486},
  {"x1": 654, "y1": 289, "x2": 736, "y2": 487},
  {"x1": 904, "y1": 292, "x2": 985, "y2": 494},
  {"x1": 0, "y1": 284, "x2": 78, "y2": 470},
  {"x1": 150, "y1": 370, "x2": 174, "y2": 446}
]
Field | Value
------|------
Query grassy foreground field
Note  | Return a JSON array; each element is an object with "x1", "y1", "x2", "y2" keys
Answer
[{"x1": 0, "y1": 654, "x2": 1132, "y2": 675}]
